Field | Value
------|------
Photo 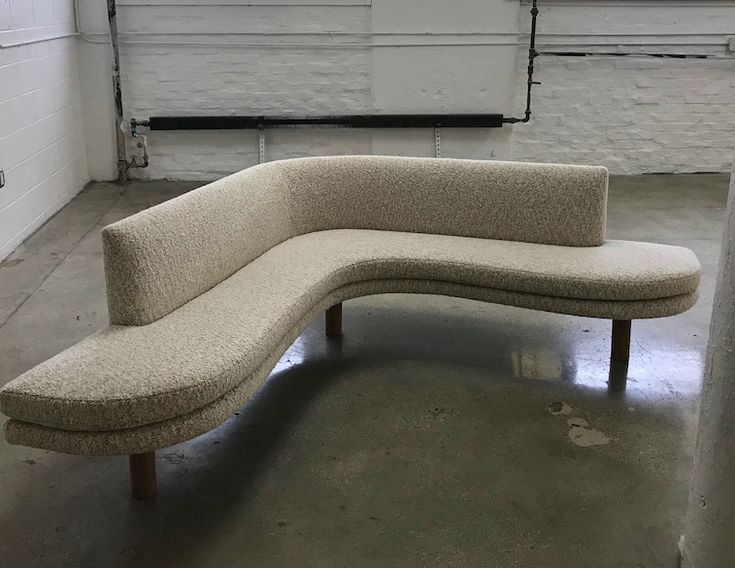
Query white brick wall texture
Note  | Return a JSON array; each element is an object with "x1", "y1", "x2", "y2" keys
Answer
[
  {"x1": 122, "y1": 39, "x2": 373, "y2": 179},
  {"x1": 116, "y1": 0, "x2": 516, "y2": 179},
  {"x1": 2, "y1": 0, "x2": 735, "y2": 249},
  {"x1": 0, "y1": 0, "x2": 90, "y2": 260},
  {"x1": 511, "y1": 2, "x2": 735, "y2": 175},
  {"x1": 109, "y1": 0, "x2": 735, "y2": 180},
  {"x1": 117, "y1": 2, "x2": 375, "y2": 179}
]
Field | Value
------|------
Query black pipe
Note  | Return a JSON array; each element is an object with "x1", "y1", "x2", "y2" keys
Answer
[
  {"x1": 503, "y1": 0, "x2": 540, "y2": 124},
  {"x1": 539, "y1": 51, "x2": 711, "y2": 59},
  {"x1": 131, "y1": 1, "x2": 539, "y2": 134},
  {"x1": 141, "y1": 114, "x2": 505, "y2": 131}
]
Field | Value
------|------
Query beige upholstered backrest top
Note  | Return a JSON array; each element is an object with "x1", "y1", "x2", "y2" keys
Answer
[{"x1": 102, "y1": 156, "x2": 608, "y2": 326}]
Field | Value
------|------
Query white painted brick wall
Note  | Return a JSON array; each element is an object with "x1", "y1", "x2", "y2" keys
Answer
[
  {"x1": 511, "y1": 1, "x2": 735, "y2": 174},
  {"x1": 121, "y1": 40, "x2": 374, "y2": 179},
  {"x1": 110, "y1": 0, "x2": 735, "y2": 180},
  {"x1": 1, "y1": 1, "x2": 730, "y2": 256},
  {"x1": 117, "y1": 2, "x2": 375, "y2": 178},
  {"x1": 123, "y1": 47, "x2": 372, "y2": 117},
  {"x1": 511, "y1": 55, "x2": 735, "y2": 174},
  {"x1": 0, "y1": 0, "x2": 90, "y2": 260},
  {"x1": 113, "y1": 0, "x2": 516, "y2": 179}
]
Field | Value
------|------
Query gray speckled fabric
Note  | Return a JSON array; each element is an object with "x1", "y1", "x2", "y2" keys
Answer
[
  {"x1": 1, "y1": 229, "x2": 699, "y2": 433},
  {"x1": 104, "y1": 156, "x2": 608, "y2": 326},
  {"x1": 0, "y1": 156, "x2": 701, "y2": 456}
]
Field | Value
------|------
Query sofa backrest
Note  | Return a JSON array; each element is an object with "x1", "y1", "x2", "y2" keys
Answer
[
  {"x1": 280, "y1": 156, "x2": 608, "y2": 247},
  {"x1": 103, "y1": 156, "x2": 608, "y2": 326},
  {"x1": 103, "y1": 163, "x2": 295, "y2": 325}
]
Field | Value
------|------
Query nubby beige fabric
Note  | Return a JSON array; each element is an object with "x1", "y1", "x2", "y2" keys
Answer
[
  {"x1": 0, "y1": 229, "x2": 699, "y2": 432},
  {"x1": 0, "y1": 156, "x2": 700, "y2": 456},
  {"x1": 104, "y1": 156, "x2": 609, "y2": 326}
]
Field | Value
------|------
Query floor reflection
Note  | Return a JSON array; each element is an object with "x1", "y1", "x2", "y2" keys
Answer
[{"x1": 511, "y1": 347, "x2": 565, "y2": 382}]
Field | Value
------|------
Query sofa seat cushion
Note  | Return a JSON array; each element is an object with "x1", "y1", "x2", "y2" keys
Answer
[{"x1": 0, "y1": 229, "x2": 699, "y2": 433}]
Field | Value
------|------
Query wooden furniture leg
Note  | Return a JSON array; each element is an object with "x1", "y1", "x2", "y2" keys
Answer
[
  {"x1": 326, "y1": 303, "x2": 342, "y2": 337},
  {"x1": 129, "y1": 451, "x2": 156, "y2": 499},
  {"x1": 609, "y1": 319, "x2": 631, "y2": 392},
  {"x1": 611, "y1": 319, "x2": 631, "y2": 365}
]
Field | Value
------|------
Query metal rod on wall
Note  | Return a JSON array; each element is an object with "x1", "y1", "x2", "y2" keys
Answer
[{"x1": 134, "y1": 114, "x2": 505, "y2": 131}]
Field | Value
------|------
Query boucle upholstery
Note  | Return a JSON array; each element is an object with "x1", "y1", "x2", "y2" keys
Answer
[
  {"x1": 103, "y1": 156, "x2": 608, "y2": 326},
  {"x1": 0, "y1": 228, "x2": 700, "y2": 433},
  {"x1": 4, "y1": 279, "x2": 696, "y2": 456},
  {"x1": 0, "y1": 156, "x2": 700, "y2": 457}
]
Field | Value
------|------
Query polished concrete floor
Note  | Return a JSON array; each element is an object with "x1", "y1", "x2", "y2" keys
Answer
[{"x1": 0, "y1": 173, "x2": 729, "y2": 567}]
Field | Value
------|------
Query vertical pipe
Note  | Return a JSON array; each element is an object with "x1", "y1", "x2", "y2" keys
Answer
[
  {"x1": 523, "y1": 0, "x2": 539, "y2": 122},
  {"x1": 680, "y1": 154, "x2": 735, "y2": 568},
  {"x1": 502, "y1": 0, "x2": 539, "y2": 124},
  {"x1": 107, "y1": 0, "x2": 128, "y2": 182}
]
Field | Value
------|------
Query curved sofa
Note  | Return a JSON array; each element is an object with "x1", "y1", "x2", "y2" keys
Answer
[{"x1": 0, "y1": 156, "x2": 700, "y2": 497}]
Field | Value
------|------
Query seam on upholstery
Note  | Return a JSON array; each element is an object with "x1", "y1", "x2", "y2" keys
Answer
[
  {"x1": 2, "y1": 284, "x2": 698, "y2": 442},
  {"x1": 1, "y1": 232, "x2": 700, "y2": 427},
  {"x1": 0, "y1": 269, "x2": 697, "y2": 410},
  {"x1": 171, "y1": 282, "x2": 697, "y2": 432},
  {"x1": 121, "y1": 228, "x2": 694, "y2": 325},
  {"x1": 1, "y1": 248, "x2": 698, "y2": 411},
  {"x1": 320, "y1": 248, "x2": 697, "y2": 294}
]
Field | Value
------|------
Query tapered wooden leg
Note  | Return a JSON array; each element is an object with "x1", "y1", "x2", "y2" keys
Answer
[
  {"x1": 611, "y1": 319, "x2": 631, "y2": 364},
  {"x1": 609, "y1": 319, "x2": 631, "y2": 392},
  {"x1": 326, "y1": 303, "x2": 342, "y2": 337},
  {"x1": 129, "y1": 451, "x2": 156, "y2": 499}
]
